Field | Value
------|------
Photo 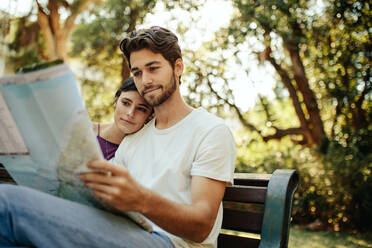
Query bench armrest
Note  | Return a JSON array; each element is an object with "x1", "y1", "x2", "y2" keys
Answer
[{"x1": 259, "y1": 169, "x2": 299, "y2": 248}]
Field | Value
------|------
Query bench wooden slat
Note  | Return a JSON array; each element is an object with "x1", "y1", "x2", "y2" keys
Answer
[
  {"x1": 0, "y1": 163, "x2": 16, "y2": 183},
  {"x1": 224, "y1": 185, "x2": 267, "y2": 204},
  {"x1": 222, "y1": 208, "x2": 263, "y2": 234},
  {"x1": 218, "y1": 233, "x2": 260, "y2": 248},
  {"x1": 234, "y1": 173, "x2": 271, "y2": 187},
  {"x1": 219, "y1": 170, "x2": 299, "y2": 248}
]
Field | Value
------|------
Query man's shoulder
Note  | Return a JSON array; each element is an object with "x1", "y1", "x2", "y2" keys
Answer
[
  {"x1": 124, "y1": 119, "x2": 154, "y2": 141},
  {"x1": 191, "y1": 107, "x2": 226, "y2": 128}
]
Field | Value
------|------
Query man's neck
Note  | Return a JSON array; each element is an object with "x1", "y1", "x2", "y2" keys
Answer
[{"x1": 153, "y1": 91, "x2": 193, "y2": 130}]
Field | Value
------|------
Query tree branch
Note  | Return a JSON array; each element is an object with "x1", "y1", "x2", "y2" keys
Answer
[
  {"x1": 264, "y1": 45, "x2": 316, "y2": 146},
  {"x1": 205, "y1": 78, "x2": 261, "y2": 134},
  {"x1": 283, "y1": 36, "x2": 325, "y2": 145},
  {"x1": 64, "y1": 0, "x2": 100, "y2": 38},
  {"x1": 262, "y1": 127, "x2": 305, "y2": 142},
  {"x1": 36, "y1": 0, "x2": 58, "y2": 60}
]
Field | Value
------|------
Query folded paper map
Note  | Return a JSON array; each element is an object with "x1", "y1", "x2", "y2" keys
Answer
[{"x1": 0, "y1": 63, "x2": 152, "y2": 231}]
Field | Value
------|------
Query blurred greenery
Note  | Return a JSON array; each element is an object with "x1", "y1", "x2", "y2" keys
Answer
[
  {"x1": 289, "y1": 225, "x2": 372, "y2": 248},
  {"x1": 1, "y1": 0, "x2": 371, "y2": 232}
]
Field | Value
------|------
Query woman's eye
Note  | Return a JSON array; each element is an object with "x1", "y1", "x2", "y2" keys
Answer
[
  {"x1": 138, "y1": 107, "x2": 147, "y2": 113},
  {"x1": 122, "y1": 101, "x2": 130, "y2": 106},
  {"x1": 133, "y1": 71, "x2": 141, "y2": 77}
]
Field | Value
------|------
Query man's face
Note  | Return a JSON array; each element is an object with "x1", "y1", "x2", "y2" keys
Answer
[{"x1": 130, "y1": 49, "x2": 182, "y2": 107}]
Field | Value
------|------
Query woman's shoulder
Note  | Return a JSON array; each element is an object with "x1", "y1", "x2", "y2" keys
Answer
[
  {"x1": 92, "y1": 122, "x2": 111, "y2": 135},
  {"x1": 92, "y1": 122, "x2": 99, "y2": 135}
]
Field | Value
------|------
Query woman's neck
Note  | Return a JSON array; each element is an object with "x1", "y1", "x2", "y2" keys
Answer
[{"x1": 100, "y1": 123, "x2": 126, "y2": 144}]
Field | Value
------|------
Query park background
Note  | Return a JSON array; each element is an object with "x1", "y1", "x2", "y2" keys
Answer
[{"x1": 0, "y1": 0, "x2": 371, "y2": 247}]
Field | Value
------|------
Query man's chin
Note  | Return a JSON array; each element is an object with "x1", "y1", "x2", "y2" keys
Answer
[{"x1": 144, "y1": 96, "x2": 159, "y2": 107}]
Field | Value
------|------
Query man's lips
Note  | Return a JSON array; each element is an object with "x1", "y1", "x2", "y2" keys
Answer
[{"x1": 143, "y1": 86, "x2": 161, "y2": 95}]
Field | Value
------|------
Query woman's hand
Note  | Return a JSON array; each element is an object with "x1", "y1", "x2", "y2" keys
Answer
[{"x1": 80, "y1": 159, "x2": 149, "y2": 213}]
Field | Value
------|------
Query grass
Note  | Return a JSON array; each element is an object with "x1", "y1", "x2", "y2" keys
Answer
[{"x1": 289, "y1": 225, "x2": 372, "y2": 248}]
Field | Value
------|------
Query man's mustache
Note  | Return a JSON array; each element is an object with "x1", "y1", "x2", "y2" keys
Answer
[{"x1": 142, "y1": 85, "x2": 162, "y2": 95}]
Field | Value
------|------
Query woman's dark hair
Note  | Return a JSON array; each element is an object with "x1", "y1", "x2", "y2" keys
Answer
[
  {"x1": 119, "y1": 26, "x2": 182, "y2": 70},
  {"x1": 115, "y1": 77, "x2": 137, "y2": 100}
]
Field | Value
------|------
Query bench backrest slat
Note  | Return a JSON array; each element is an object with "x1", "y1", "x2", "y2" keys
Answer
[
  {"x1": 222, "y1": 208, "x2": 263, "y2": 233},
  {"x1": 219, "y1": 170, "x2": 299, "y2": 248},
  {"x1": 224, "y1": 186, "x2": 267, "y2": 204},
  {"x1": 234, "y1": 173, "x2": 271, "y2": 187},
  {"x1": 0, "y1": 163, "x2": 15, "y2": 183},
  {"x1": 218, "y1": 233, "x2": 260, "y2": 248}
]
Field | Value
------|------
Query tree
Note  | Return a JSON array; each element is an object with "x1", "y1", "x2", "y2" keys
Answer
[
  {"x1": 181, "y1": 0, "x2": 371, "y2": 230},
  {"x1": 9, "y1": 0, "x2": 100, "y2": 64}
]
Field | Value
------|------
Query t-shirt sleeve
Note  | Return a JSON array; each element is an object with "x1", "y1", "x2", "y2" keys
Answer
[
  {"x1": 190, "y1": 124, "x2": 236, "y2": 185},
  {"x1": 109, "y1": 141, "x2": 126, "y2": 167}
]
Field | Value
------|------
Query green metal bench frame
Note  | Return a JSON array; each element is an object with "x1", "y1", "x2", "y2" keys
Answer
[{"x1": 218, "y1": 169, "x2": 299, "y2": 248}]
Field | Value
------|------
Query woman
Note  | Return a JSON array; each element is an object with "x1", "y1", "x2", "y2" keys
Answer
[{"x1": 93, "y1": 77, "x2": 152, "y2": 160}]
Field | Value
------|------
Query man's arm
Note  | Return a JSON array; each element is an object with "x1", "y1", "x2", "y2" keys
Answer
[{"x1": 80, "y1": 160, "x2": 226, "y2": 242}]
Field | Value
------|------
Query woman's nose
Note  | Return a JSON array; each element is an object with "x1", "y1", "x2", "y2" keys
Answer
[{"x1": 127, "y1": 106, "x2": 135, "y2": 117}]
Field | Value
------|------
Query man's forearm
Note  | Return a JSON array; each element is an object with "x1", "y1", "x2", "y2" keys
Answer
[
  {"x1": 141, "y1": 189, "x2": 216, "y2": 242},
  {"x1": 140, "y1": 176, "x2": 226, "y2": 243}
]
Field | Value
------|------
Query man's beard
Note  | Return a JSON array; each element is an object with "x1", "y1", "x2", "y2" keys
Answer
[{"x1": 142, "y1": 74, "x2": 177, "y2": 107}]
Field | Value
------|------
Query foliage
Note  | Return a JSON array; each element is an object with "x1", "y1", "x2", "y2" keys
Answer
[
  {"x1": 180, "y1": 0, "x2": 372, "y2": 231},
  {"x1": 235, "y1": 98, "x2": 371, "y2": 231},
  {"x1": 289, "y1": 225, "x2": 372, "y2": 248}
]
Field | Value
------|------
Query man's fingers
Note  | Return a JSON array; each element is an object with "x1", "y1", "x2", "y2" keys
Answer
[
  {"x1": 93, "y1": 190, "x2": 113, "y2": 202},
  {"x1": 81, "y1": 172, "x2": 128, "y2": 189},
  {"x1": 87, "y1": 160, "x2": 129, "y2": 177},
  {"x1": 80, "y1": 172, "x2": 111, "y2": 184},
  {"x1": 86, "y1": 183, "x2": 119, "y2": 195}
]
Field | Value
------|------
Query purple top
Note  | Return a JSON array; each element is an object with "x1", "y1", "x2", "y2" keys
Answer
[{"x1": 96, "y1": 123, "x2": 119, "y2": 160}]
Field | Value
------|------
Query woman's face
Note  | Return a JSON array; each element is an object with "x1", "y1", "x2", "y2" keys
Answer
[{"x1": 114, "y1": 90, "x2": 152, "y2": 134}]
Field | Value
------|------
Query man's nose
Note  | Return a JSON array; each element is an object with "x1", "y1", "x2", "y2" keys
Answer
[{"x1": 142, "y1": 71, "x2": 153, "y2": 85}]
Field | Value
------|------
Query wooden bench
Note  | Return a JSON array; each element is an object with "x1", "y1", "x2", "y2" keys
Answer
[
  {"x1": 0, "y1": 164, "x2": 298, "y2": 247},
  {"x1": 219, "y1": 169, "x2": 299, "y2": 248},
  {"x1": 0, "y1": 163, "x2": 15, "y2": 184}
]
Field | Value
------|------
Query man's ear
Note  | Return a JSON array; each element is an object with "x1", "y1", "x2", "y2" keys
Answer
[{"x1": 174, "y1": 58, "x2": 183, "y2": 78}]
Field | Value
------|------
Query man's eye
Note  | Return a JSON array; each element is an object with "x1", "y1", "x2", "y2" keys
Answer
[
  {"x1": 133, "y1": 71, "x2": 141, "y2": 77},
  {"x1": 149, "y1": 67, "x2": 158, "y2": 72},
  {"x1": 122, "y1": 101, "x2": 130, "y2": 106}
]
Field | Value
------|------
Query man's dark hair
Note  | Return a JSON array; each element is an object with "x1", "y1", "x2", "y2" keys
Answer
[{"x1": 119, "y1": 26, "x2": 182, "y2": 70}]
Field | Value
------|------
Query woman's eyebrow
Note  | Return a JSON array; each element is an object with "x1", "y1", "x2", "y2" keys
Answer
[{"x1": 120, "y1": 97, "x2": 133, "y2": 102}]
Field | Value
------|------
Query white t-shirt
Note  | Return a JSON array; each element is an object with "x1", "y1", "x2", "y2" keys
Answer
[{"x1": 112, "y1": 107, "x2": 236, "y2": 248}]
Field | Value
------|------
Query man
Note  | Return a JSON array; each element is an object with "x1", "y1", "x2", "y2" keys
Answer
[{"x1": 0, "y1": 26, "x2": 236, "y2": 248}]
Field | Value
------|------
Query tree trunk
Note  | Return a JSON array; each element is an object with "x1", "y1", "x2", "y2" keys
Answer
[
  {"x1": 286, "y1": 44, "x2": 326, "y2": 146},
  {"x1": 36, "y1": 0, "x2": 98, "y2": 61},
  {"x1": 121, "y1": 56, "x2": 130, "y2": 82}
]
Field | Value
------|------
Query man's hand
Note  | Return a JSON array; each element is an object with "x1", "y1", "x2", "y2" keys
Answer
[
  {"x1": 80, "y1": 160, "x2": 148, "y2": 212},
  {"x1": 80, "y1": 160, "x2": 226, "y2": 243}
]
